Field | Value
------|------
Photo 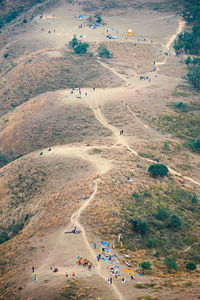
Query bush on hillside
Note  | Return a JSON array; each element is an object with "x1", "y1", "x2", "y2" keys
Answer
[
  {"x1": 0, "y1": 232, "x2": 10, "y2": 244},
  {"x1": 69, "y1": 35, "x2": 78, "y2": 48},
  {"x1": 98, "y1": 45, "x2": 113, "y2": 58},
  {"x1": 148, "y1": 164, "x2": 169, "y2": 177},
  {"x1": 74, "y1": 42, "x2": 89, "y2": 54},
  {"x1": 130, "y1": 218, "x2": 149, "y2": 235},
  {"x1": 186, "y1": 262, "x2": 197, "y2": 270},
  {"x1": 186, "y1": 138, "x2": 200, "y2": 153},
  {"x1": 186, "y1": 65, "x2": 200, "y2": 90},
  {"x1": 167, "y1": 215, "x2": 182, "y2": 230},
  {"x1": 156, "y1": 207, "x2": 169, "y2": 220},
  {"x1": 164, "y1": 257, "x2": 177, "y2": 271},
  {"x1": 174, "y1": 102, "x2": 187, "y2": 112},
  {"x1": 139, "y1": 261, "x2": 151, "y2": 270},
  {"x1": 0, "y1": 153, "x2": 9, "y2": 167},
  {"x1": 11, "y1": 222, "x2": 24, "y2": 235}
]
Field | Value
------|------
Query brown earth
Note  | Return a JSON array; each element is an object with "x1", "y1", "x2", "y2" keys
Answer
[{"x1": 0, "y1": 1, "x2": 200, "y2": 300}]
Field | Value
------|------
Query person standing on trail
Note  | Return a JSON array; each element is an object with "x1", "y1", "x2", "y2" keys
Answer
[
  {"x1": 94, "y1": 242, "x2": 97, "y2": 248},
  {"x1": 97, "y1": 255, "x2": 100, "y2": 261},
  {"x1": 32, "y1": 266, "x2": 35, "y2": 273},
  {"x1": 110, "y1": 277, "x2": 112, "y2": 284},
  {"x1": 73, "y1": 226, "x2": 77, "y2": 233}
]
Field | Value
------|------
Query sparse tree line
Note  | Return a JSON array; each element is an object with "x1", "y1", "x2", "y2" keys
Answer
[
  {"x1": 174, "y1": 0, "x2": 200, "y2": 90},
  {"x1": 69, "y1": 35, "x2": 113, "y2": 58}
]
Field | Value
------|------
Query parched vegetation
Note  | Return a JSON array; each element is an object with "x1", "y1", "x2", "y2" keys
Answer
[
  {"x1": 174, "y1": 0, "x2": 200, "y2": 90},
  {"x1": 115, "y1": 184, "x2": 200, "y2": 266}
]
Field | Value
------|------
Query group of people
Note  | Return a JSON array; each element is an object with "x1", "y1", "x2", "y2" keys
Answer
[{"x1": 77, "y1": 256, "x2": 93, "y2": 269}]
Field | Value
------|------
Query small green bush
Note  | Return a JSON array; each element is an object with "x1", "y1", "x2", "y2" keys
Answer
[
  {"x1": 98, "y1": 45, "x2": 113, "y2": 58},
  {"x1": 74, "y1": 42, "x2": 89, "y2": 54},
  {"x1": 132, "y1": 193, "x2": 139, "y2": 199},
  {"x1": 147, "y1": 239, "x2": 154, "y2": 248},
  {"x1": 69, "y1": 35, "x2": 78, "y2": 48},
  {"x1": 156, "y1": 207, "x2": 169, "y2": 220},
  {"x1": 154, "y1": 252, "x2": 160, "y2": 258},
  {"x1": 0, "y1": 232, "x2": 10, "y2": 244},
  {"x1": 4, "y1": 53, "x2": 9, "y2": 59},
  {"x1": 167, "y1": 215, "x2": 182, "y2": 230},
  {"x1": 0, "y1": 153, "x2": 9, "y2": 167},
  {"x1": 130, "y1": 218, "x2": 149, "y2": 235},
  {"x1": 186, "y1": 262, "x2": 197, "y2": 270},
  {"x1": 11, "y1": 222, "x2": 24, "y2": 235},
  {"x1": 148, "y1": 164, "x2": 169, "y2": 177},
  {"x1": 186, "y1": 138, "x2": 200, "y2": 153},
  {"x1": 164, "y1": 257, "x2": 177, "y2": 271},
  {"x1": 174, "y1": 102, "x2": 187, "y2": 112},
  {"x1": 139, "y1": 261, "x2": 151, "y2": 270}
]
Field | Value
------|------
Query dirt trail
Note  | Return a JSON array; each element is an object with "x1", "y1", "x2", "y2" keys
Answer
[
  {"x1": 89, "y1": 106, "x2": 200, "y2": 187},
  {"x1": 70, "y1": 179, "x2": 125, "y2": 300}
]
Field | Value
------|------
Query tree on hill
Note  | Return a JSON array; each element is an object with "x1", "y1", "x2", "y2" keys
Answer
[
  {"x1": 130, "y1": 218, "x2": 149, "y2": 235},
  {"x1": 98, "y1": 45, "x2": 113, "y2": 58},
  {"x1": 74, "y1": 42, "x2": 89, "y2": 54},
  {"x1": 164, "y1": 257, "x2": 177, "y2": 271},
  {"x1": 167, "y1": 215, "x2": 182, "y2": 230},
  {"x1": 139, "y1": 261, "x2": 151, "y2": 270},
  {"x1": 148, "y1": 164, "x2": 169, "y2": 177},
  {"x1": 186, "y1": 262, "x2": 197, "y2": 270},
  {"x1": 186, "y1": 138, "x2": 200, "y2": 153},
  {"x1": 0, "y1": 232, "x2": 10, "y2": 244},
  {"x1": 69, "y1": 35, "x2": 78, "y2": 48},
  {"x1": 186, "y1": 65, "x2": 200, "y2": 90}
]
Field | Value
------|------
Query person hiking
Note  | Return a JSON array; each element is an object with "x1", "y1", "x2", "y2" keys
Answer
[
  {"x1": 110, "y1": 277, "x2": 112, "y2": 284},
  {"x1": 32, "y1": 266, "x2": 35, "y2": 273}
]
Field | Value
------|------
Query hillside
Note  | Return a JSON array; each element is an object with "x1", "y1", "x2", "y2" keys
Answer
[{"x1": 0, "y1": 0, "x2": 200, "y2": 300}]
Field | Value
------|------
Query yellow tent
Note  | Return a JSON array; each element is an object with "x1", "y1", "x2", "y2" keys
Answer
[{"x1": 126, "y1": 29, "x2": 133, "y2": 37}]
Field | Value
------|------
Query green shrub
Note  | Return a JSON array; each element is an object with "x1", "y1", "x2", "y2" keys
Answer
[
  {"x1": 186, "y1": 262, "x2": 197, "y2": 270},
  {"x1": 98, "y1": 45, "x2": 113, "y2": 58},
  {"x1": 0, "y1": 232, "x2": 9, "y2": 244},
  {"x1": 191, "y1": 195, "x2": 198, "y2": 204},
  {"x1": 186, "y1": 138, "x2": 200, "y2": 153},
  {"x1": 0, "y1": 153, "x2": 9, "y2": 167},
  {"x1": 132, "y1": 193, "x2": 139, "y2": 199},
  {"x1": 130, "y1": 218, "x2": 149, "y2": 235},
  {"x1": 148, "y1": 164, "x2": 169, "y2": 177},
  {"x1": 154, "y1": 252, "x2": 160, "y2": 258},
  {"x1": 11, "y1": 222, "x2": 24, "y2": 235},
  {"x1": 74, "y1": 42, "x2": 89, "y2": 54},
  {"x1": 139, "y1": 261, "x2": 151, "y2": 270},
  {"x1": 164, "y1": 257, "x2": 177, "y2": 271},
  {"x1": 147, "y1": 239, "x2": 154, "y2": 248},
  {"x1": 156, "y1": 207, "x2": 169, "y2": 220},
  {"x1": 186, "y1": 65, "x2": 200, "y2": 90},
  {"x1": 69, "y1": 35, "x2": 78, "y2": 48},
  {"x1": 4, "y1": 53, "x2": 9, "y2": 59},
  {"x1": 167, "y1": 215, "x2": 182, "y2": 230},
  {"x1": 95, "y1": 14, "x2": 102, "y2": 23},
  {"x1": 174, "y1": 102, "x2": 187, "y2": 112}
]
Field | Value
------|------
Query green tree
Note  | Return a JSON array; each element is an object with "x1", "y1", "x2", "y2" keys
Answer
[
  {"x1": 95, "y1": 14, "x2": 102, "y2": 23},
  {"x1": 139, "y1": 261, "x2": 151, "y2": 270},
  {"x1": 148, "y1": 164, "x2": 169, "y2": 177},
  {"x1": 69, "y1": 35, "x2": 78, "y2": 48},
  {"x1": 167, "y1": 215, "x2": 182, "y2": 230},
  {"x1": 0, "y1": 232, "x2": 9, "y2": 244},
  {"x1": 164, "y1": 257, "x2": 177, "y2": 271},
  {"x1": 186, "y1": 262, "x2": 197, "y2": 270},
  {"x1": 186, "y1": 65, "x2": 200, "y2": 90},
  {"x1": 186, "y1": 138, "x2": 200, "y2": 153},
  {"x1": 98, "y1": 45, "x2": 112, "y2": 58},
  {"x1": 156, "y1": 207, "x2": 169, "y2": 220},
  {"x1": 11, "y1": 222, "x2": 24, "y2": 235},
  {"x1": 0, "y1": 153, "x2": 9, "y2": 167},
  {"x1": 74, "y1": 42, "x2": 89, "y2": 54},
  {"x1": 130, "y1": 218, "x2": 149, "y2": 235}
]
